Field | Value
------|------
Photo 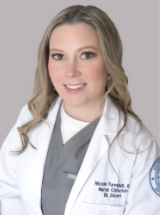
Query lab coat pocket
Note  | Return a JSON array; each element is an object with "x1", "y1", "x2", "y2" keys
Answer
[{"x1": 81, "y1": 202, "x2": 125, "y2": 215}]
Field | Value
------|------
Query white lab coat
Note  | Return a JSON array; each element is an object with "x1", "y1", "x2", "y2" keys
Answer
[{"x1": 0, "y1": 95, "x2": 159, "y2": 215}]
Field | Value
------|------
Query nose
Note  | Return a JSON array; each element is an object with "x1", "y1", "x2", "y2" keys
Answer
[{"x1": 65, "y1": 60, "x2": 80, "y2": 77}]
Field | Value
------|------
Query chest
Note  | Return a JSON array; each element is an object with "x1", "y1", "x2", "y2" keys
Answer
[{"x1": 69, "y1": 148, "x2": 134, "y2": 215}]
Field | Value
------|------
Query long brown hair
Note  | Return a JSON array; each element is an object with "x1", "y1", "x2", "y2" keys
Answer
[{"x1": 12, "y1": 5, "x2": 142, "y2": 155}]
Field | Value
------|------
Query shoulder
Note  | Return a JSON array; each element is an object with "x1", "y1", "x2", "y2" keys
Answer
[
  {"x1": 126, "y1": 112, "x2": 155, "y2": 144},
  {"x1": 16, "y1": 104, "x2": 33, "y2": 126},
  {"x1": 0, "y1": 104, "x2": 33, "y2": 151},
  {"x1": 120, "y1": 112, "x2": 160, "y2": 160}
]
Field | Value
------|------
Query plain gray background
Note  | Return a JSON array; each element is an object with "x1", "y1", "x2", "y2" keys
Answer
[
  {"x1": 0, "y1": 0, "x2": 159, "y2": 214},
  {"x1": 0, "y1": 3, "x2": 159, "y2": 143}
]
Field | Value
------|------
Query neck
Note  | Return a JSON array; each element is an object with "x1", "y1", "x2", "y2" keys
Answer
[{"x1": 62, "y1": 96, "x2": 105, "y2": 123}]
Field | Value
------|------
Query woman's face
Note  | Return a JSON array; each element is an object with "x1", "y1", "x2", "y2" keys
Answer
[{"x1": 48, "y1": 22, "x2": 108, "y2": 108}]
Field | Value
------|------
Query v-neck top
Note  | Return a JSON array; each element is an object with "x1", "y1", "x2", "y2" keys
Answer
[
  {"x1": 60, "y1": 101, "x2": 90, "y2": 145},
  {"x1": 41, "y1": 101, "x2": 101, "y2": 215}
]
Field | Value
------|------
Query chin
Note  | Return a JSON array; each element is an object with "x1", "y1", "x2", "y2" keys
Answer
[{"x1": 63, "y1": 97, "x2": 88, "y2": 108}]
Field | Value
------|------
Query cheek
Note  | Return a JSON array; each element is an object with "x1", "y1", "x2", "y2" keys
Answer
[
  {"x1": 48, "y1": 61, "x2": 63, "y2": 81},
  {"x1": 86, "y1": 65, "x2": 107, "y2": 82}
]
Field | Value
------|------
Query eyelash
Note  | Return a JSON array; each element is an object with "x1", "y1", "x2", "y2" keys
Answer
[{"x1": 51, "y1": 52, "x2": 96, "y2": 61}]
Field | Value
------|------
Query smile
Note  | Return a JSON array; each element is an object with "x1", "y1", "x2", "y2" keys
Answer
[
  {"x1": 63, "y1": 83, "x2": 87, "y2": 94},
  {"x1": 65, "y1": 84, "x2": 86, "y2": 89}
]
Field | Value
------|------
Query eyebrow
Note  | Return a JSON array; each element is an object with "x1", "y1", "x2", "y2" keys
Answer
[{"x1": 50, "y1": 46, "x2": 98, "y2": 52}]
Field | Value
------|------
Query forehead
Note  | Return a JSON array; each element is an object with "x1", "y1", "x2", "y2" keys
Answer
[{"x1": 49, "y1": 23, "x2": 100, "y2": 48}]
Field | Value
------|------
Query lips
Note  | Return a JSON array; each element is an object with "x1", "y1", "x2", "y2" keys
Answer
[{"x1": 64, "y1": 83, "x2": 87, "y2": 94}]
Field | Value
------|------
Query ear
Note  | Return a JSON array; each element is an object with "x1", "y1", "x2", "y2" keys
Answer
[{"x1": 107, "y1": 74, "x2": 111, "y2": 80}]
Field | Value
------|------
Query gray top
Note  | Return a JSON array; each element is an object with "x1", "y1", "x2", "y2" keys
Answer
[{"x1": 41, "y1": 102, "x2": 101, "y2": 215}]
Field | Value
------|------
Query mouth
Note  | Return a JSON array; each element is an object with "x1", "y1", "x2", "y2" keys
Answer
[
  {"x1": 64, "y1": 83, "x2": 87, "y2": 86},
  {"x1": 63, "y1": 83, "x2": 87, "y2": 93}
]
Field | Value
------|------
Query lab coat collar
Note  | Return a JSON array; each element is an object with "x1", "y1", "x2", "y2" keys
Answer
[{"x1": 102, "y1": 95, "x2": 126, "y2": 135}]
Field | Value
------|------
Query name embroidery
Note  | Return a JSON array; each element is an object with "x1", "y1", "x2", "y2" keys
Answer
[{"x1": 95, "y1": 181, "x2": 130, "y2": 198}]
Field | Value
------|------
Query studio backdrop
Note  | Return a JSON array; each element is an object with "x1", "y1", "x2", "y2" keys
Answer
[{"x1": 0, "y1": 0, "x2": 159, "y2": 149}]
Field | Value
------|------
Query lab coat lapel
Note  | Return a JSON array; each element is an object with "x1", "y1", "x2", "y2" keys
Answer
[
  {"x1": 24, "y1": 95, "x2": 63, "y2": 215},
  {"x1": 64, "y1": 96, "x2": 126, "y2": 215},
  {"x1": 36, "y1": 96, "x2": 63, "y2": 169}
]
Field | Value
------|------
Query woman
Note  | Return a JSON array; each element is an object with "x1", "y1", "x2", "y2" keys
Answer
[{"x1": 0, "y1": 5, "x2": 159, "y2": 215}]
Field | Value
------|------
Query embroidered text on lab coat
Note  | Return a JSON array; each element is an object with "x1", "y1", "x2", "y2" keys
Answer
[{"x1": 95, "y1": 181, "x2": 130, "y2": 198}]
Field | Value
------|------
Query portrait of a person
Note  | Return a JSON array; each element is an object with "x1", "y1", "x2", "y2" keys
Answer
[{"x1": 0, "y1": 4, "x2": 159, "y2": 215}]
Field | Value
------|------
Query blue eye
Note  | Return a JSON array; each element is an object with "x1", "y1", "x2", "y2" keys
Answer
[{"x1": 51, "y1": 52, "x2": 95, "y2": 60}]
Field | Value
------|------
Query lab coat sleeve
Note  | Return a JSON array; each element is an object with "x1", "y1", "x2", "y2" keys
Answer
[
  {"x1": 124, "y1": 136, "x2": 160, "y2": 215},
  {"x1": 0, "y1": 105, "x2": 30, "y2": 215}
]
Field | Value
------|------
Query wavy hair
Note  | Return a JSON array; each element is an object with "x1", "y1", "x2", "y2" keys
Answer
[{"x1": 11, "y1": 5, "x2": 142, "y2": 155}]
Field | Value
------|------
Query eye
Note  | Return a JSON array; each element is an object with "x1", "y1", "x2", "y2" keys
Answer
[
  {"x1": 81, "y1": 52, "x2": 95, "y2": 59},
  {"x1": 51, "y1": 54, "x2": 64, "y2": 60}
]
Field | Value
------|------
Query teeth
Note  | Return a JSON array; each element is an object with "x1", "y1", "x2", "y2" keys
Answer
[{"x1": 66, "y1": 84, "x2": 86, "y2": 89}]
